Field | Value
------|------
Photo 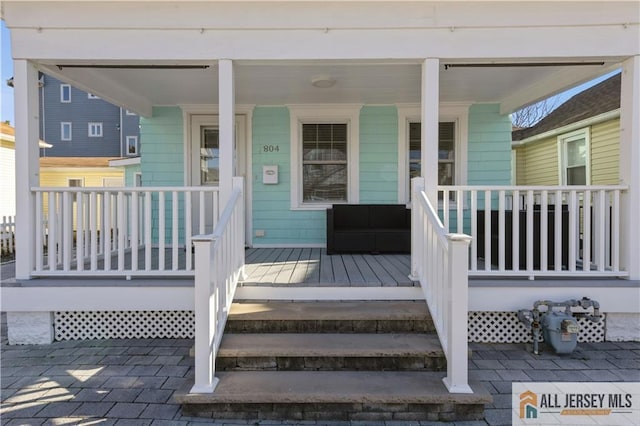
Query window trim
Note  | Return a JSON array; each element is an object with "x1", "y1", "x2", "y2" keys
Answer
[
  {"x1": 88, "y1": 122, "x2": 103, "y2": 138},
  {"x1": 61, "y1": 122, "x2": 72, "y2": 141},
  {"x1": 126, "y1": 109, "x2": 137, "y2": 116},
  {"x1": 126, "y1": 135, "x2": 139, "y2": 155},
  {"x1": 289, "y1": 104, "x2": 361, "y2": 210},
  {"x1": 397, "y1": 104, "x2": 469, "y2": 204},
  {"x1": 557, "y1": 127, "x2": 591, "y2": 185},
  {"x1": 60, "y1": 84, "x2": 71, "y2": 103}
]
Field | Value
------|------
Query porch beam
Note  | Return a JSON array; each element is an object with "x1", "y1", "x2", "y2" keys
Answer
[
  {"x1": 13, "y1": 60, "x2": 40, "y2": 280},
  {"x1": 619, "y1": 55, "x2": 640, "y2": 280},
  {"x1": 421, "y1": 58, "x2": 439, "y2": 204},
  {"x1": 218, "y1": 59, "x2": 235, "y2": 208}
]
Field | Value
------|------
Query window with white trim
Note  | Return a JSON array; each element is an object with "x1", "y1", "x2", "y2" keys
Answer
[
  {"x1": 397, "y1": 104, "x2": 469, "y2": 204},
  {"x1": 61, "y1": 122, "x2": 72, "y2": 141},
  {"x1": 558, "y1": 128, "x2": 590, "y2": 185},
  {"x1": 87, "y1": 93, "x2": 100, "y2": 99},
  {"x1": 126, "y1": 136, "x2": 138, "y2": 155},
  {"x1": 88, "y1": 122, "x2": 103, "y2": 138},
  {"x1": 60, "y1": 84, "x2": 71, "y2": 103},
  {"x1": 290, "y1": 105, "x2": 361, "y2": 210}
]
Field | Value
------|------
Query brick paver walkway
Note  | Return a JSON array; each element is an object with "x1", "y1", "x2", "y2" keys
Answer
[{"x1": 1, "y1": 311, "x2": 639, "y2": 426}]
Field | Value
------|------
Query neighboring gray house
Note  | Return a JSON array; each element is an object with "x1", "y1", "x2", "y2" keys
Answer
[{"x1": 39, "y1": 74, "x2": 140, "y2": 158}]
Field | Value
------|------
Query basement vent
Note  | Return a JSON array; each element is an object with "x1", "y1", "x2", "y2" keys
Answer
[
  {"x1": 468, "y1": 311, "x2": 605, "y2": 343},
  {"x1": 54, "y1": 311, "x2": 194, "y2": 341}
]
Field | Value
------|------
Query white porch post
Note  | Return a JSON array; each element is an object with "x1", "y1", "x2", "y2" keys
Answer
[
  {"x1": 619, "y1": 55, "x2": 640, "y2": 280},
  {"x1": 421, "y1": 58, "x2": 440, "y2": 205},
  {"x1": 218, "y1": 59, "x2": 235, "y2": 208},
  {"x1": 14, "y1": 60, "x2": 40, "y2": 280}
]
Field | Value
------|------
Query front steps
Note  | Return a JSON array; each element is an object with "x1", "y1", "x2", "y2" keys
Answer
[{"x1": 175, "y1": 301, "x2": 491, "y2": 422}]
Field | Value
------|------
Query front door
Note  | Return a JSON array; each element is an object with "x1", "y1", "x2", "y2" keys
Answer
[{"x1": 189, "y1": 115, "x2": 247, "y2": 235}]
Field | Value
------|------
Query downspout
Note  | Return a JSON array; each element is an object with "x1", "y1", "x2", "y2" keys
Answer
[
  {"x1": 119, "y1": 108, "x2": 124, "y2": 157},
  {"x1": 40, "y1": 77, "x2": 45, "y2": 157}
]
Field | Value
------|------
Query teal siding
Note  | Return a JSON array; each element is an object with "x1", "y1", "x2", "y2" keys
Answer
[
  {"x1": 467, "y1": 104, "x2": 512, "y2": 186},
  {"x1": 140, "y1": 107, "x2": 185, "y2": 243},
  {"x1": 251, "y1": 107, "x2": 326, "y2": 245},
  {"x1": 359, "y1": 106, "x2": 398, "y2": 203},
  {"x1": 124, "y1": 164, "x2": 141, "y2": 186}
]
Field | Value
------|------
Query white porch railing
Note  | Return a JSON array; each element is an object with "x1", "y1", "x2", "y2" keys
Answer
[
  {"x1": 438, "y1": 185, "x2": 628, "y2": 278},
  {"x1": 31, "y1": 186, "x2": 220, "y2": 277},
  {"x1": 411, "y1": 178, "x2": 472, "y2": 394},
  {"x1": 191, "y1": 177, "x2": 245, "y2": 393}
]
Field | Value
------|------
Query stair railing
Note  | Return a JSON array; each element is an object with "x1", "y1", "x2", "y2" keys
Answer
[
  {"x1": 191, "y1": 177, "x2": 245, "y2": 393},
  {"x1": 411, "y1": 177, "x2": 473, "y2": 394}
]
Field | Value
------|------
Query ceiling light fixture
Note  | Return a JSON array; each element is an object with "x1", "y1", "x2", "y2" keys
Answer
[{"x1": 311, "y1": 74, "x2": 336, "y2": 88}]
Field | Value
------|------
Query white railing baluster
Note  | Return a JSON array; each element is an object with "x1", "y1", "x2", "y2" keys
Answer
[
  {"x1": 186, "y1": 191, "x2": 193, "y2": 271},
  {"x1": 62, "y1": 192, "x2": 72, "y2": 271},
  {"x1": 199, "y1": 190, "x2": 206, "y2": 234},
  {"x1": 77, "y1": 193, "x2": 84, "y2": 271},
  {"x1": 512, "y1": 189, "x2": 520, "y2": 272},
  {"x1": 47, "y1": 191, "x2": 56, "y2": 271},
  {"x1": 159, "y1": 191, "x2": 166, "y2": 271},
  {"x1": 484, "y1": 190, "x2": 491, "y2": 271},
  {"x1": 456, "y1": 190, "x2": 463, "y2": 234},
  {"x1": 612, "y1": 190, "x2": 620, "y2": 272},
  {"x1": 568, "y1": 190, "x2": 577, "y2": 272},
  {"x1": 526, "y1": 190, "x2": 534, "y2": 274},
  {"x1": 470, "y1": 191, "x2": 478, "y2": 271},
  {"x1": 145, "y1": 191, "x2": 152, "y2": 271},
  {"x1": 35, "y1": 194, "x2": 43, "y2": 272},
  {"x1": 131, "y1": 192, "x2": 139, "y2": 272},
  {"x1": 172, "y1": 191, "x2": 179, "y2": 271},
  {"x1": 555, "y1": 190, "x2": 562, "y2": 272},
  {"x1": 90, "y1": 191, "x2": 98, "y2": 271},
  {"x1": 498, "y1": 190, "x2": 505, "y2": 272},
  {"x1": 103, "y1": 192, "x2": 111, "y2": 271},
  {"x1": 117, "y1": 191, "x2": 125, "y2": 272},
  {"x1": 583, "y1": 190, "x2": 591, "y2": 272},
  {"x1": 540, "y1": 190, "x2": 548, "y2": 272},
  {"x1": 596, "y1": 190, "x2": 606, "y2": 272},
  {"x1": 442, "y1": 190, "x2": 450, "y2": 230}
]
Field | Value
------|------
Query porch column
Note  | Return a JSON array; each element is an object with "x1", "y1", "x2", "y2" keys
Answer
[
  {"x1": 421, "y1": 58, "x2": 440, "y2": 204},
  {"x1": 13, "y1": 60, "x2": 40, "y2": 280},
  {"x1": 218, "y1": 59, "x2": 235, "y2": 208},
  {"x1": 619, "y1": 55, "x2": 640, "y2": 280}
]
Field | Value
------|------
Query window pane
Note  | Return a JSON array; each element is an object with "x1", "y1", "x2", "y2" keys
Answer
[
  {"x1": 127, "y1": 137, "x2": 137, "y2": 154},
  {"x1": 408, "y1": 122, "x2": 455, "y2": 184},
  {"x1": 438, "y1": 163, "x2": 454, "y2": 185},
  {"x1": 303, "y1": 164, "x2": 347, "y2": 202},
  {"x1": 567, "y1": 165, "x2": 586, "y2": 185},
  {"x1": 303, "y1": 123, "x2": 347, "y2": 162},
  {"x1": 200, "y1": 127, "x2": 219, "y2": 185},
  {"x1": 566, "y1": 138, "x2": 586, "y2": 167}
]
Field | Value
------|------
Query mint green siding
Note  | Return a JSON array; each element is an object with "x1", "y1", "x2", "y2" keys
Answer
[
  {"x1": 124, "y1": 164, "x2": 141, "y2": 186},
  {"x1": 467, "y1": 104, "x2": 512, "y2": 185},
  {"x1": 140, "y1": 107, "x2": 185, "y2": 243},
  {"x1": 251, "y1": 107, "x2": 326, "y2": 245},
  {"x1": 359, "y1": 106, "x2": 398, "y2": 203}
]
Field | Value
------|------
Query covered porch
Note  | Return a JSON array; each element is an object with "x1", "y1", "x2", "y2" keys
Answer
[{"x1": 3, "y1": 0, "x2": 639, "y2": 406}]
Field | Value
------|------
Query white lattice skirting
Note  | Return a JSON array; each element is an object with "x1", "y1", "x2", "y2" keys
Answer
[{"x1": 54, "y1": 310, "x2": 606, "y2": 343}]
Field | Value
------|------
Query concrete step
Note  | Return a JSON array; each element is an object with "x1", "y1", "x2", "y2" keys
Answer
[
  {"x1": 216, "y1": 333, "x2": 447, "y2": 371},
  {"x1": 226, "y1": 301, "x2": 435, "y2": 333},
  {"x1": 175, "y1": 370, "x2": 492, "y2": 422}
]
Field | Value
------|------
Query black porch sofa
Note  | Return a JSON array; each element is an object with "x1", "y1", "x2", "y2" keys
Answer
[{"x1": 326, "y1": 204, "x2": 411, "y2": 254}]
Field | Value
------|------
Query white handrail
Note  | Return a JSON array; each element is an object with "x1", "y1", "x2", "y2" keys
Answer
[
  {"x1": 191, "y1": 177, "x2": 245, "y2": 393},
  {"x1": 411, "y1": 177, "x2": 472, "y2": 394}
]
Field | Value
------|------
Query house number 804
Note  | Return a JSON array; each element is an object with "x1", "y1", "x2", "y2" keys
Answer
[{"x1": 263, "y1": 145, "x2": 280, "y2": 153}]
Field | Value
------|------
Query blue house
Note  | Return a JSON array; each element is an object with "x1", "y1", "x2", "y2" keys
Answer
[{"x1": 2, "y1": 0, "x2": 639, "y2": 421}]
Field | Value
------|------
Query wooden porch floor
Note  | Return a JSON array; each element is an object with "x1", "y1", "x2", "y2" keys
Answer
[{"x1": 242, "y1": 248, "x2": 416, "y2": 287}]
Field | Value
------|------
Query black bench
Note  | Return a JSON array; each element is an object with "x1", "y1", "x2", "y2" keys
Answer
[{"x1": 326, "y1": 204, "x2": 411, "y2": 255}]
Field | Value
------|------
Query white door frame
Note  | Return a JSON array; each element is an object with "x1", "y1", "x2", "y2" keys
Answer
[{"x1": 182, "y1": 107, "x2": 253, "y2": 245}]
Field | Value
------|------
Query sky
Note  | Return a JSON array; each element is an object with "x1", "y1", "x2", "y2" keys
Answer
[{"x1": 0, "y1": 20, "x2": 620, "y2": 127}]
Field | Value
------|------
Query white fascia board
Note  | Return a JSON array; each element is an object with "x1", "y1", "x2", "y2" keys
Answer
[
  {"x1": 500, "y1": 64, "x2": 622, "y2": 114},
  {"x1": 38, "y1": 65, "x2": 153, "y2": 117},
  {"x1": 0, "y1": 286, "x2": 194, "y2": 312},
  {"x1": 9, "y1": 26, "x2": 638, "y2": 62},
  {"x1": 109, "y1": 157, "x2": 141, "y2": 167},
  {"x1": 511, "y1": 109, "x2": 621, "y2": 147}
]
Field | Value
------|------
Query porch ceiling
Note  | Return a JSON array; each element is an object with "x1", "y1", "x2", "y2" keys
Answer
[{"x1": 38, "y1": 59, "x2": 620, "y2": 117}]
